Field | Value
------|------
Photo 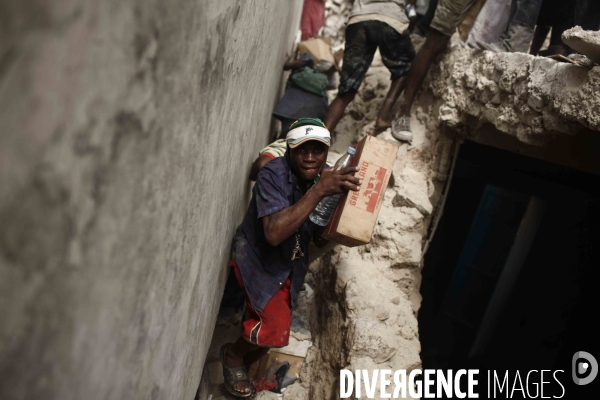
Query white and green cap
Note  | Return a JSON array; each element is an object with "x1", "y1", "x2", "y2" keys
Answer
[{"x1": 286, "y1": 118, "x2": 331, "y2": 149}]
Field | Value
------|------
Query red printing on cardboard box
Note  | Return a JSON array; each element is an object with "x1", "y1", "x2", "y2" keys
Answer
[{"x1": 348, "y1": 161, "x2": 387, "y2": 213}]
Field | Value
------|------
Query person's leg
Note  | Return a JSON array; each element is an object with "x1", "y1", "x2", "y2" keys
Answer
[
  {"x1": 222, "y1": 338, "x2": 261, "y2": 395},
  {"x1": 244, "y1": 347, "x2": 270, "y2": 381},
  {"x1": 545, "y1": 15, "x2": 569, "y2": 56},
  {"x1": 573, "y1": 0, "x2": 600, "y2": 31},
  {"x1": 375, "y1": 23, "x2": 415, "y2": 130},
  {"x1": 391, "y1": 30, "x2": 449, "y2": 142},
  {"x1": 403, "y1": 0, "x2": 478, "y2": 118},
  {"x1": 375, "y1": 76, "x2": 406, "y2": 129},
  {"x1": 323, "y1": 91, "x2": 357, "y2": 132},
  {"x1": 511, "y1": 0, "x2": 544, "y2": 30},
  {"x1": 478, "y1": 0, "x2": 541, "y2": 52},
  {"x1": 529, "y1": 25, "x2": 550, "y2": 55},
  {"x1": 222, "y1": 269, "x2": 293, "y2": 396},
  {"x1": 223, "y1": 339, "x2": 273, "y2": 394},
  {"x1": 324, "y1": 22, "x2": 376, "y2": 133},
  {"x1": 221, "y1": 263, "x2": 277, "y2": 396},
  {"x1": 224, "y1": 338, "x2": 262, "y2": 368},
  {"x1": 398, "y1": 29, "x2": 450, "y2": 118}
]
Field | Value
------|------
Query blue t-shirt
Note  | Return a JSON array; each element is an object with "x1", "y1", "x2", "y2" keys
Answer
[{"x1": 232, "y1": 156, "x2": 320, "y2": 313}]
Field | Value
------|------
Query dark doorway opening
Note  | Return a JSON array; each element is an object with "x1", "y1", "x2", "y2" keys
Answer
[{"x1": 419, "y1": 141, "x2": 599, "y2": 398}]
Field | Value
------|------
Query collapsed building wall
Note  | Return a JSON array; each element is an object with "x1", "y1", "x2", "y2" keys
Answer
[
  {"x1": 0, "y1": 1, "x2": 303, "y2": 399},
  {"x1": 304, "y1": 40, "x2": 600, "y2": 398}
]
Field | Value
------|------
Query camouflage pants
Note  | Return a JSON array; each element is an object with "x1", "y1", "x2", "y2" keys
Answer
[{"x1": 338, "y1": 20, "x2": 415, "y2": 95}]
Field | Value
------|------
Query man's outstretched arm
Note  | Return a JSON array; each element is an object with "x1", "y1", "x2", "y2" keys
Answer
[{"x1": 262, "y1": 166, "x2": 361, "y2": 247}]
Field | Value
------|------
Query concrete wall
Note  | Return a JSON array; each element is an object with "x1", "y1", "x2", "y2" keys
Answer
[{"x1": 0, "y1": 1, "x2": 302, "y2": 399}]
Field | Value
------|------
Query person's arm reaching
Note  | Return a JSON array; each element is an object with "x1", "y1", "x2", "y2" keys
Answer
[{"x1": 262, "y1": 166, "x2": 360, "y2": 247}]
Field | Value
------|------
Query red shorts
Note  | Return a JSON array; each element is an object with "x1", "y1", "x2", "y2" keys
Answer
[{"x1": 231, "y1": 261, "x2": 292, "y2": 348}]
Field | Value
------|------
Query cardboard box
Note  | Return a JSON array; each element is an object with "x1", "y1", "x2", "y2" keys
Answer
[
  {"x1": 322, "y1": 135, "x2": 399, "y2": 247},
  {"x1": 262, "y1": 337, "x2": 312, "y2": 376},
  {"x1": 297, "y1": 38, "x2": 335, "y2": 66},
  {"x1": 263, "y1": 351, "x2": 304, "y2": 376}
]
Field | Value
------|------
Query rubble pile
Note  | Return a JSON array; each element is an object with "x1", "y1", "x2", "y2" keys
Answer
[
  {"x1": 282, "y1": 5, "x2": 600, "y2": 400},
  {"x1": 424, "y1": 47, "x2": 600, "y2": 145},
  {"x1": 322, "y1": 0, "x2": 353, "y2": 52}
]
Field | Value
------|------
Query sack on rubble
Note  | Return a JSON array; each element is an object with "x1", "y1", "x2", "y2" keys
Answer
[{"x1": 290, "y1": 67, "x2": 329, "y2": 96}]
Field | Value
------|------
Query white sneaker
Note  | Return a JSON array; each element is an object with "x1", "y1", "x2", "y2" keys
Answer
[{"x1": 391, "y1": 115, "x2": 413, "y2": 143}]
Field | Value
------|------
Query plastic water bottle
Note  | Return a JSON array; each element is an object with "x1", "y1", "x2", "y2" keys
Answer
[{"x1": 309, "y1": 147, "x2": 356, "y2": 226}]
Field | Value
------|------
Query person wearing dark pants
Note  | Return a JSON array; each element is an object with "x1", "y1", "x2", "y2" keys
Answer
[
  {"x1": 531, "y1": 0, "x2": 600, "y2": 57},
  {"x1": 392, "y1": 0, "x2": 478, "y2": 141},
  {"x1": 571, "y1": 0, "x2": 600, "y2": 31},
  {"x1": 323, "y1": 0, "x2": 415, "y2": 140},
  {"x1": 530, "y1": 0, "x2": 570, "y2": 56}
]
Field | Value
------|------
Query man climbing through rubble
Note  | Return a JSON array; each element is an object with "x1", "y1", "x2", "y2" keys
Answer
[
  {"x1": 391, "y1": 0, "x2": 480, "y2": 142},
  {"x1": 323, "y1": 0, "x2": 416, "y2": 139},
  {"x1": 221, "y1": 118, "x2": 361, "y2": 397}
]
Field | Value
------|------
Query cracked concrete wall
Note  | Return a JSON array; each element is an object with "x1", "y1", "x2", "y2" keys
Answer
[{"x1": 0, "y1": 1, "x2": 302, "y2": 399}]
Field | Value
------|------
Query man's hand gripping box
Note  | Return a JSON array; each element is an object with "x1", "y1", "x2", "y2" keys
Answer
[{"x1": 322, "y1": 135, "x2": 399, "y2": 247}]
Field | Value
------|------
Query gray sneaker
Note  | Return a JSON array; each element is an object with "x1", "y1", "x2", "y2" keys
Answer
[
  {"x1": 477, "y1": 23, "x2": 534, "y2": 53},
  {"x1": 391, "y1": 115, "x2": 413, "y2": 143}
]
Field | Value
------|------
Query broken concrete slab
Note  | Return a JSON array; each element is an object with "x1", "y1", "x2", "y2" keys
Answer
[
  {"x1": 391, "y1": 165, "x2": 434, "y2": 216},
  {"x1": 562, "y1": 26, "x2": 600, "y2": 64},
  {"x1": 426, "y1": 47, "x2": 600, "y2": 144}
]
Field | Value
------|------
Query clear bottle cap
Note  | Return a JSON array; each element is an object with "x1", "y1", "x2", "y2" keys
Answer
[{"x1": 347, "y1": 147, "x2": 356, "y2": 155}]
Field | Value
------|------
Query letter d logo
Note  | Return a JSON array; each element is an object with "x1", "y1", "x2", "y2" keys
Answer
[{"x1": 572, "y1": 351, "x2": 598, "y2": 385}]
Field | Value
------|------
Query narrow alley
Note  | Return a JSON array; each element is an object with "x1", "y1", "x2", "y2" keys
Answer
[{"x1": 1, "y1": 1, "x2": 599, "y2": 400}]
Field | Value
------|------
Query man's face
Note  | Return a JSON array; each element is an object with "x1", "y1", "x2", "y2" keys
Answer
[{"x1": 289, "y1": 141, "x2": 328, "y2": 182}]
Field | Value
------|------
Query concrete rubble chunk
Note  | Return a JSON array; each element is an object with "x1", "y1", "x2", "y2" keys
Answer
[
  {"x1": 391, "y1": 166, "x2": 433, "y2": 216},
  {"x1": 562, "y1": 26, "x2": 600, "y2": 64},
  {"x1": 282, "y1": 382, "x2": 308, "y2": 400},
  {"x1": 426, "y1": 47, "x2": 600, "y2": 142},
  {"x1": 255, "y1": 390, "x2": 281, "y2": 400}
]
